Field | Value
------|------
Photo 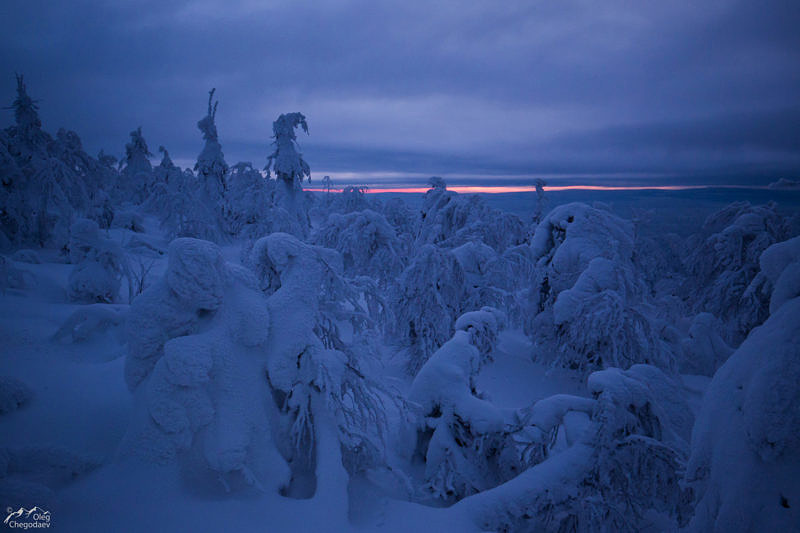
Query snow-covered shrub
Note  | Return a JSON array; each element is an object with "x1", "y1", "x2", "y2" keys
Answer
[
  {"x1": 466, "y1": 365, "x2": 693, "y2": 532},
  {"x1": 685, "y1": 295, "x2": 800, "y2": 532},
  {"x1": 391, "y1": 244, "x2": 468, "y2": 375},
  {"x1": 527, "y1": 203, "x2": 671, "y2": 372},
  {"x1": 683, "y1": 201, "x2": 794, "y2": 343},
  {"x1": 551, "y1": 257, "x2": 671, "y2": 371},
  {"x1": 454, "y1": 307, "x2": 507, "y2": 362},
  {"x1": 224, "y1": 162, "x2": 306, "y2": 239},
  {"x1": 313, "y1": 209, "x2": 403, "y2": 285},
  {"x1": 409, "y1": 310, "x2": 515, "y2": 502},
  {"x1": 67, "y1": 218, "x2": 129, "y2": 303},
  {"x1": 0, "y1": 376, "x2": 32, "y2": 415},
  {"x1": 381, "y1": 196, "x2": 416, "y2": 253}
]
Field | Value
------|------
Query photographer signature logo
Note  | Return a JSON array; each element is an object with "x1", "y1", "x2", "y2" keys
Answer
[{"x1": 4, "y1": 507, "x2": 51, "y2": 529}]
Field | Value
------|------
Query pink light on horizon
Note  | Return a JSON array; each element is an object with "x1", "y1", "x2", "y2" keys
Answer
[{"x1": 306, "y1": 184, "x2": 711, "y2": 194}]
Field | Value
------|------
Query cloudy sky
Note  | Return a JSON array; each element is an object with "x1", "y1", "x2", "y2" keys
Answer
[{"x1": 1, "y1": 0, "x2": 799, "y2": 185}]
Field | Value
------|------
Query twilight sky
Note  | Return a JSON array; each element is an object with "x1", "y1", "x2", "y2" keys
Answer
[{"x1": 1, "y1": 0, "x2": 799, "y2": 186}]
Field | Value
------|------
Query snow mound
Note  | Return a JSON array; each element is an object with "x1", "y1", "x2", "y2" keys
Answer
[{"x1": 686, "y1": 296, "x2": 800, "y2": 532}]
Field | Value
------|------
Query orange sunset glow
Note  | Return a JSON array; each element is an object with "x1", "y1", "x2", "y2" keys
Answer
[{"x1": 307, "y1": 184, "x2": 715, "y2": 194}]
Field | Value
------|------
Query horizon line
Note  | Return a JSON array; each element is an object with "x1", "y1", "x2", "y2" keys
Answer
[{"x1": 305, "y1": 184, "x2": 771, "y2": 194}]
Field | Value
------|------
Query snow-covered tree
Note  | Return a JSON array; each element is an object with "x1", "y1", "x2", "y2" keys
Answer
[
  {"x1": 313, "y1": 209, "x2": 403, "y2": 286},
  {"x1": 329, "y1": 185, "x2": 373, "y2": 214},
  {"x1": 265, "y1": 112, "x2": 311, "y2": 234},
  {"x1": 8, "y1": 74, "x2": 49, "y2": 156},
  {"x1": 460, "y1": 364, "x2": 694, "y2": 532},
  {"x1": 532, "y1": 178, "x2": 547, "y2": 225},
  {"x1": 526, "y1": 203, "x2": 673, "y2": 372},
  {"x1": 116, "y1": 127, "x2": 153, "y2": 205},
  {"x1": 246, "y1": 233, "x2": 394, "y2": 499},
  {"x1": 416, "y1": 179, "x2": 526, "y2": 253},
  {"x1": 683, "y1": 201, "x2": 794, "y2": 344},
  {"x1": 121, "y1": 238, "x2": 289, "y2": 492},
  {"x1": 194, "y1": 88, "x2": 228, "y2": 199},
  {"x1": 409, "y1": 308, "x2": 515, "y2": 503},
  {"x1": 391, "y1": 244, "x2": 468, "y2": 375}
]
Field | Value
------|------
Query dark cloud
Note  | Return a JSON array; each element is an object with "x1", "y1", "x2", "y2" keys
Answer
[{"x1": 1, "y1": 0, "x2": 798, "y2": 183}]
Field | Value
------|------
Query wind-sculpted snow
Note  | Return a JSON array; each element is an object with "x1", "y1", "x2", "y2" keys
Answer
[
  {"x1": 686, "y1": 296, "x2": 800, "y2": 532},
  {"x1": 121, "y1": 238, "x2": 290, "y2": 492}
]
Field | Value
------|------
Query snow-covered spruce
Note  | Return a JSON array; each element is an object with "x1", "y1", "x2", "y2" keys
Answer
[
  {"x1": 409, "y1": 307, "x2": 514, "y2": 503},
  {"x1": 391, "y1": 244, "x2": 468, "y2": 375},
  {"x1": 313, "y1": 209, "x2": 404, "y2": 286},
  {"x1": 416, "y1": 178, "x2": 527, "y2": 253},
  {"x1": 457, "y1": 364, "x2": 693, "y2": 532},
  {"x1": 175, "y1": 89, "x2": 230, "y2": 242},
  {"x1": 527, "y1": 202, "x2": 672, "y2": 372},
  {"x1": 116, "y1": 127, "x2": 153, "y2": 206},
  {"x1": 683, "y1": 201, "x2": 795, "y2": 344},
  {"x1": 121, "y1": 238, "x2": 290, "y2": 492},
  {"x1": 246, "y1": 232, "x2": 393, "y2": 500},
  {"x1": 265, "y1": 112, "x2": 311, "y2": 236},
  {"x1": 1, "y1": 76, "x2": 109, "y2": 251}
]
